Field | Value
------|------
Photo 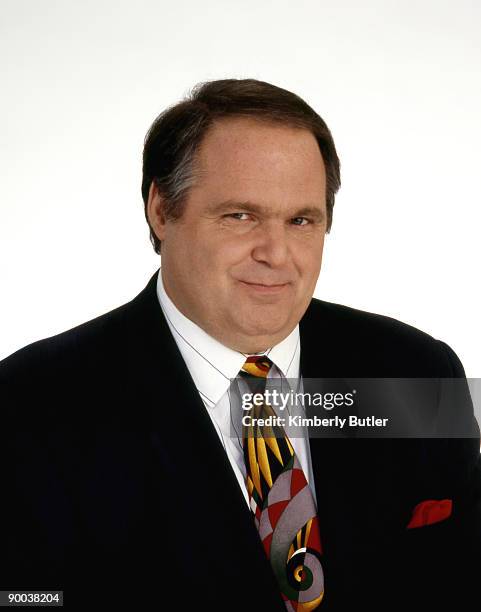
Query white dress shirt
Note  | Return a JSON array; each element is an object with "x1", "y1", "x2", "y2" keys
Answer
[{"x1": 156, "y1": 268, "x2": 317, "y2": 507}]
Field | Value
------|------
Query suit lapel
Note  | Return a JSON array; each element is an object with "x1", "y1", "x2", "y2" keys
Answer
[
  {"x1": 298, "y1": 299, "x2": 413, "y2": 602},
  {"x1": 117, "y1": 270, "x2": 286, "y2": 608}
]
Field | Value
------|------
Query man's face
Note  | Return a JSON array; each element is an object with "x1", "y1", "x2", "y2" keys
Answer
[{"x1": 148, "y1": 117, "x2": 327, "y2": 353}]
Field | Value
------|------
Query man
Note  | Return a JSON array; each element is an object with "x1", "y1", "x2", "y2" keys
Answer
[{"x1": 1, "y1": 79, "x2": 480, "y2": 611}]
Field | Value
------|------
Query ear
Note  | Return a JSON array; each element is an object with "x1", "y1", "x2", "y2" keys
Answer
[{"x1": 147, "y1": 180, "x2": 167, "y2": 241}]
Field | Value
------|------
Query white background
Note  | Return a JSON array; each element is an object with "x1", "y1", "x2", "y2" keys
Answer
[{"x1": 1, "y1": 0, "x2": 479, "y2": 375}]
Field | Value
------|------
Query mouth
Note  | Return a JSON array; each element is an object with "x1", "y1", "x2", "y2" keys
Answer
[{"x1": 238, "y1": 280, "x2": 290, "y2": 294}]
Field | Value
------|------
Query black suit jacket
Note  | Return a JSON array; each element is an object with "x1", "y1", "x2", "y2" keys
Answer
[{"x1": 1, "y1": 269, "x2": 480, "y2": 611}]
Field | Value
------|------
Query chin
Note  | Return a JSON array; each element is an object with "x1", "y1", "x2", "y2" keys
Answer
[
  {"x1": 241, "y1": 322, "x2": 291, "y2": 345},
  {"x1": 226, "y1": 308, "x2": 295, "y2": 346}
]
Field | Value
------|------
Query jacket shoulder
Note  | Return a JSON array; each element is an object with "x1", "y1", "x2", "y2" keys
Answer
[
  {"x1": 302, "y1": 297, "x2": 464, "y2": 377},
  {"x1": 0, "y1": 300, "x2": 132, "y2": 381}
]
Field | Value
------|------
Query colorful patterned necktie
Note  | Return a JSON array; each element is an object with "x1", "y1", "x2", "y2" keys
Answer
[{"x1": 240, "y1": 355, "x2": 325, "y2": 611}]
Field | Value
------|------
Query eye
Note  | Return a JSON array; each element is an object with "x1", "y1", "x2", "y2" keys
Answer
[
  {"x1": 227, "y1": 212, "x2": 251, "y2": 221},
  {"x1": 291, "y1": 217, "x2": 310, "y2": 226}
]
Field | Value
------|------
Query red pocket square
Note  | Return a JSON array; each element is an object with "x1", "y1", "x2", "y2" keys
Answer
[{"x1": 406, "y1": 499, "x2": 453, "y2": 529}]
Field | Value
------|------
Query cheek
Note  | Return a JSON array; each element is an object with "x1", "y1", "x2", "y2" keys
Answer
[
  {"x1": 294, "y1": 241, "x2": 324, "y2": 276},
  {"x1": 180, "y1": 246, "x2": 235, "y2": 301},
  {"x1": 204, "y1": 237, "x2": 252, "y2": 273}
]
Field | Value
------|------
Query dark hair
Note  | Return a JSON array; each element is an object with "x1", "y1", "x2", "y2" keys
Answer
[{"x1": 142, "y1": 78, "x2": 341, "y2": 254}]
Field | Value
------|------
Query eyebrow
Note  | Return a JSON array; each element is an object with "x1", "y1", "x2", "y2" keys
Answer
[{"x1": 207, "y1": 199, "x2": 325, "y2": 221}]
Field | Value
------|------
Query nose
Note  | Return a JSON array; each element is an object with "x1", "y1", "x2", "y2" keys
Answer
[{"x1": 251, "y1": 221, "x2": 289, "y2": 268}]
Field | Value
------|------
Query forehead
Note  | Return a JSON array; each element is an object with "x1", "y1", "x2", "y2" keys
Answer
[{"x1": 193, "y1": 117, "x2": 326, "y2": 206}]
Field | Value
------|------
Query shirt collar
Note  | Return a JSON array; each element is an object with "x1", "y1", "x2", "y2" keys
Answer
[{"x1": 156, "y1": 268, "x2": 300, "y2": 407}]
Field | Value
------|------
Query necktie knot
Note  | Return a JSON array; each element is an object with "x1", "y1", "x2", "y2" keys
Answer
[{"x1": 240, "y1": 355, "x2": 273, "y2": 379}]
